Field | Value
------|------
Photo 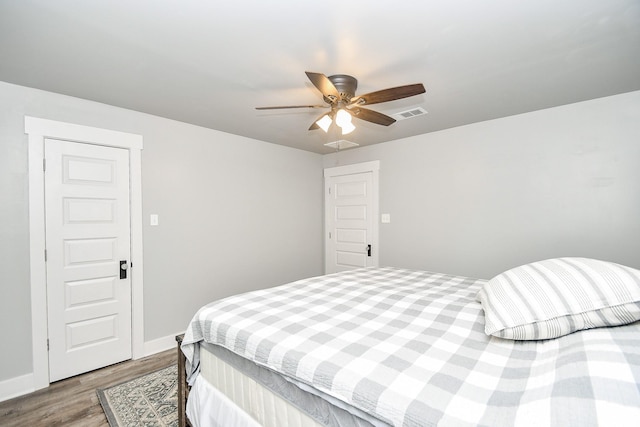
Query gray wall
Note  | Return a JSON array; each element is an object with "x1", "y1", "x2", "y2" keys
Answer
[
  {"x1": 0, "y1": 81, "x2": 324, "y2": 382},
  {"x1": 2, "y1": 79, "x2": 639, "y2": 388},
  {"x1": 325, "y1": 91, "x2": 640, "y2": 278}
]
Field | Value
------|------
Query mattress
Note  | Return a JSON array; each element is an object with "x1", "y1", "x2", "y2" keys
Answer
[
  {"x1": 182, "y1": 267, "x2": 640, "y2": 427},
  {"x1": 189, "y1": 342, "x2": 383, "y2": 427}
]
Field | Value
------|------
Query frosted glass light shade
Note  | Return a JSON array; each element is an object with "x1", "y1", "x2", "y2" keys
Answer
[
  {"x1": 316, "y1": 115, "x2": 332, "y2": 132},
  {"x1": 335, "y1": 109, "x2": 355, "y2": 134},
  {"x1": 335, "y1": 109, "x2": 352, "y2": 127},
  {"x1": 340, "y1": 121, "x2": 355, "y2": 134}
]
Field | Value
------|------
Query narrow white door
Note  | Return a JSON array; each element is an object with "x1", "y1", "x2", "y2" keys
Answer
[
  {"x1": 325, "y1": 171, "x2": 376, "y2": 273},
  {"x1": 45, "y1": 139, "x2": 132, "y2": 382}
]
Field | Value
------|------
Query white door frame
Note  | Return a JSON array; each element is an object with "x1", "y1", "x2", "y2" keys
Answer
[
  {"x1": 324, "y1": 161, "x2": 380, "y2": 273},
  {"x1": 24, "y1": 116, "x2": 144, "y2": 390}
]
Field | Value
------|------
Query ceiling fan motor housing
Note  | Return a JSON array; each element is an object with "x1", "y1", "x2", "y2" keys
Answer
[{"x1": 325, "y1": 74, "x2": 358, "y2": 104}]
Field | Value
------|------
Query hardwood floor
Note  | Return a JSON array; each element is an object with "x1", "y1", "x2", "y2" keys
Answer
[{"x1": 0, "y1": 349, "x2": 176, "y2": 427}]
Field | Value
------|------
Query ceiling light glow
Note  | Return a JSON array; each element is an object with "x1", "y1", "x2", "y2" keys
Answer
[{"x1": 316, "y1": 115, "x2": 332, "y2": 132}]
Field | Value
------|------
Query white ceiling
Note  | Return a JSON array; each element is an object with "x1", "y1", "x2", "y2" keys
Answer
[{"x1": 1, "y1": 1, "x2": 639, "y2": 154}]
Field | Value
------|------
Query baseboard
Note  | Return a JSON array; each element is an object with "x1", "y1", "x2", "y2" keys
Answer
[
  {"x1": 0, "y1": 373, "x2": 35, "y2": 403},
  {"x1": 142, "y1": 332, "x2": 183, "y2": 358},
  {"x1": 0, "y1": 334, "x2": 182, "y2": 402}
]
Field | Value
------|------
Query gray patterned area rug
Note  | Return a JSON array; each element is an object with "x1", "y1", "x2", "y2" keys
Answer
[{"x1": 97, "y1": 365, "x2": 178, "y2": 427}]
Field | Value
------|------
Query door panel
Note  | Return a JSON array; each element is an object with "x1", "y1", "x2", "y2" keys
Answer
[
  {"x1": 325, "y1": 171, "x2": 374, "y2": 273},
  {"x1": 45, "y1": 139, "x2": 132, "y2": 382},
  {"x1": 66, "y1": 277, "x2": 117, "y2": 306},
  {"x1": 65, "y1": 198, "x2": 116, "y2": 223}
]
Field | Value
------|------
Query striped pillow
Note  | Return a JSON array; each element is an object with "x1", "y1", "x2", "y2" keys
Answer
[{"x1": 477, "y1": 258, "x2": 640, "y2": 340}]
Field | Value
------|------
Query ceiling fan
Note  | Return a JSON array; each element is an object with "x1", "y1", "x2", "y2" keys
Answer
[{"x1": 256, "y1": 72, "x2": 426, "y2": 135}]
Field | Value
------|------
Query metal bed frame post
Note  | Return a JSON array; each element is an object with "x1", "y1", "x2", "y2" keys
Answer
[{"x1": 176, "y1": 334, "x2": 191, "y2": 427}]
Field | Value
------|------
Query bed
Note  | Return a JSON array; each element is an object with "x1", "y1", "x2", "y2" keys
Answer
[{"x1": 180, "y1": 258, "x2": 640, "y2": 427}]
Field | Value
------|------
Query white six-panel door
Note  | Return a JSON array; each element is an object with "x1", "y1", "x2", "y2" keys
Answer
[{"x1": 44, "y1": 139, "x2": 132, "y2": 381}]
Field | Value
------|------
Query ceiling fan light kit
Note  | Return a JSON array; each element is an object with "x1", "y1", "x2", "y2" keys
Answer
[
  {"x1": 256, "y1": 71, "x2": 426, "y2": 139},
  {"x1": 334, "y1": 108, "x2": 355, "y2": 134},
  {"x1": 316, "y1": 114, "x2": 333, "y2": 132}
]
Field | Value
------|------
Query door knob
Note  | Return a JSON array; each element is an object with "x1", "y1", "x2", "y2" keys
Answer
[{"x1": 120, "y1": 260, "x2": 128, "y2": 279}]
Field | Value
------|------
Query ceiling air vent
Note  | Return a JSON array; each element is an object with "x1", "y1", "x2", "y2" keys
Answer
[
  {"x1": 324, "y1": 140, "x2": 359, "y2": 150},
  {"x1": 392, "y1": 107, "x2": 428, "y2": 121}
]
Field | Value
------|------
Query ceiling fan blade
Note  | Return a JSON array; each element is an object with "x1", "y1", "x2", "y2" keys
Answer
[
  {"x1": 305, "y1": 71, "x2": 340, "y2": 101},
  {"x1": 255, "y1": 105, "x2": 327, "y2": 110},
  {"x1": 350, "y1": 83, "x2": 425, "y2": 106},
  {"x1": 350, "y1": 107, "x2": 396, "y2": 126}
]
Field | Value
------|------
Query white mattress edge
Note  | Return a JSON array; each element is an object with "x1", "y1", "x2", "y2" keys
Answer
[{"x1": 193, "y1": 344, "x2": 325, "y2": 427}]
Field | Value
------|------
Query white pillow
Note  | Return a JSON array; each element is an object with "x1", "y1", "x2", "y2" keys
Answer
[{"x1": 477, "y1": 258, "x2": 640, "y2": 340}]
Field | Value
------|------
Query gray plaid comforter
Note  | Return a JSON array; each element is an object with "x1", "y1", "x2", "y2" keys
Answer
[{"x1": 181, "y1": 267, "x2": 640, "y2": 427}]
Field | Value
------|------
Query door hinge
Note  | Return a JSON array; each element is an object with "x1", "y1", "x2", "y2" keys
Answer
[
  {"x1": 43, "y1": 158, "x2": 46, "y2": 172},
  {"x1": 44, "y1": 249, "x2": 47, "y2": 262},
  {"x1": 329, "y1": 232, "x2": 332, "y2": 239},
  {"x1": 47, "y1": 339, "x2": 49, "y2": 351},
  {"x1": 328, "y1": 186, "x2": 331, "y2": 195}
]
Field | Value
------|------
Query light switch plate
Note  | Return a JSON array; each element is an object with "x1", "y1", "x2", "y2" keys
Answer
[
  {"x1": 150, "y1": 214, "x2": 159, "y2": 226},
  {"x1": 381, "y1": 213, "x2": 391, "y2": 223}
]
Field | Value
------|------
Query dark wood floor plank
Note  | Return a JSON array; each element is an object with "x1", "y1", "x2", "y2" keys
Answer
[{"x1": 0, "y1": 349, "x2": 176, "y2": 427}]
